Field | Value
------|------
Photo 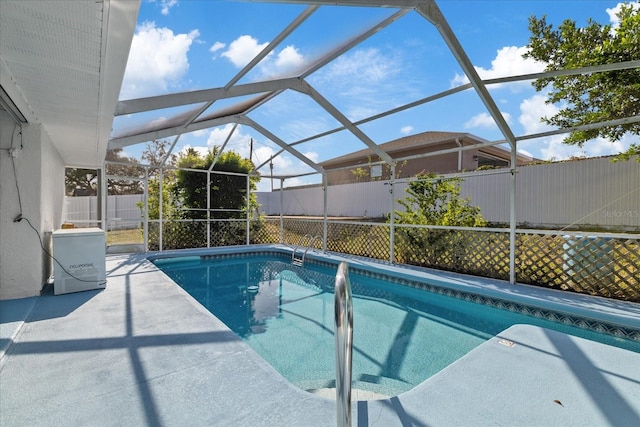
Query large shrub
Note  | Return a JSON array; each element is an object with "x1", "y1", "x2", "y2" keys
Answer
[{"x1": 393, "y1": 173, "x2": 486, "y2": 267}]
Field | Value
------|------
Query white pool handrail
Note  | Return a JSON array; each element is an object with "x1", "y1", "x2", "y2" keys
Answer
[{"x1": 334, "y1": 261, "x2": 353, "y2": 427}]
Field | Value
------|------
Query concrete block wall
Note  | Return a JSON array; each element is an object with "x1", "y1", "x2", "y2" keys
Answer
[{"x1": 0, "y1": 110, "x2": 65, "y2": 299}]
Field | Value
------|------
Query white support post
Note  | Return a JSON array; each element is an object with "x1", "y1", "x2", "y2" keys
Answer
[
  {"x1": 207, "y1": 171, "x2": 211, "y2": 248},
  {"x1": 246, "y1": 174, "x2": 250, "y2": 245},
  {"x1": 100, "y1": 168, "x2": 107, "y2": 231},
  {"x1": 389, "y1": 164, "x2": 396, "y2": 263},
  {"x1": 159, "y1": 168, "x2": 163, "y2": 252},
  {"x1": 323, "y1": 174, "x2": 328, "y2": 251},
  {"x1": 279, "y1": 178, "x2": 284, "y2": 244},
  {"x1": 143, "y1": 167, "x2": 149, "y2": 252},
  {"x1": 509, "y1": 148, "x2": 517, "y2": 284}
]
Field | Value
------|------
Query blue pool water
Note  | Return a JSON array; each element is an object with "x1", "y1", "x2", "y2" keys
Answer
[{"x1": 153, "y1": 252, "x2": 640, "y2": 396}]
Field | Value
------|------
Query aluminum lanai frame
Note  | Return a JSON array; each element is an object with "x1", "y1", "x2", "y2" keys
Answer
[{"x1": 107, "y1": 0, "x2": 640, "y2": 284}]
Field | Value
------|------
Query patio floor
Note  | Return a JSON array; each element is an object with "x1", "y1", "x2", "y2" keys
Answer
[{"x1": 1, "y1": 252, "x2": 639, "y2": 426}]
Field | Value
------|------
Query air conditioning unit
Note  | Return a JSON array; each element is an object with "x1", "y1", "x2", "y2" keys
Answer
[{"x1": 52, "y1": 228, "x2": 106, "y2": 295}]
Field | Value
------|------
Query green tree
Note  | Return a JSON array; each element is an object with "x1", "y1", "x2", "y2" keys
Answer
[
  {"x1": 165, "y1": 147, "x2": 262, "y2": 248},
  {"x1": 141, "y1": 139, "x2": 176, "y2": 171},
  {"x1": 65, "y1": 148, "x2": 146, "y2": 196},
  {"x1": 393, "y1": 173, "x2": 486, "y2": 267},
  {"x1": 351, "y1": 167, "x2": 368, "y2": 182},
  {"x1": 65, "y1": 168, "x2": 97, "y2": 196},
  {"x1": 395, "y1": 173, "x2": 486, "y2": 227},
  {"x1": 104, "y1": 148, "x2": 145, "y2": 194},
  {"x1": 138, "y1": 140, "x2": 177, "y2": 221},
  {"x1": 175, "y1": 147, "x2": 259, "y2": 220},
  {"x1": 524, "y1": 4, "x2": 640, "y2": 160}
]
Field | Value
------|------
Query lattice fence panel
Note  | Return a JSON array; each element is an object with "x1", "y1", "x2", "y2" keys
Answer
[
  {"x1": 393, "y1": 226, "x2": 510, "y2": 280},
  {"x1": 147, "y1": 220, "x2": 208, "y2": 250},
  {"x1": 149, "y1": 217, "x2": 639, "y2": 302},
  {"x1": 516, "y1": 233, "x2": 640, "y2": 301},
  {"x1": 250, "y1": 218, "x2": 281, "y2": 244},
  {"x1": 147, "y1": 222, "x2": 160, "y2": 250},
  {"x1": 326, "y1": 223, "x2": 390, "y2": 260},
  {"x1": 281, "y1": 219, "x2": 324, "y2": 246},
  {"x1": 209, "y1": 220, "x2": 247, "y2": 247}
]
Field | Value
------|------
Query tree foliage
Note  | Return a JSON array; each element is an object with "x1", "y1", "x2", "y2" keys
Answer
[
  {"x1": 524, "y1": 4, "x2": 640, "y2": 160},
  {"x1": 393, "y1": 173, "x2": 486, "y2": 267},
  {"x1": 65, "y1": 168, "x2": 97, "y2": 196},
  {"x1": 394, "y1": 173, "x2": 487, "y2": 227},
  {"x1": 139, "y1": 140, "x2": 176, "y2": 221},
  {"x1": 104, "y1": 148, "x2": 145, "y2": 194},
  {"x1": 141, "y1": 139, "x2": 176, "y2": 172},
  {"x1": 65, "y1": 147, "x2": 146, "y2": 196},
  {"x1": 175, "y1": 147, "x2": 260, "y2": 220}
]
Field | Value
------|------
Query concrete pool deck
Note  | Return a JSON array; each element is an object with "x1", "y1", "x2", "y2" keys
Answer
[{"x1": 1, "y1": 252, "x2": 639, "y2": 426}]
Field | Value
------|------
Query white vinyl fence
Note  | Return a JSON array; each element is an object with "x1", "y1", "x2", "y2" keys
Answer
[
  {"x1": 257, "y1": 156, "x2": 640, "y2": 230},
  {"x1": 63, "y1": 194, "x2": 144, "y2": 229}
]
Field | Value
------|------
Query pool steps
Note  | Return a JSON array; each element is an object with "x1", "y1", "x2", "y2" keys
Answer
[{"x1": 292, "y1": 234, "x2": 322, "y2": 266}]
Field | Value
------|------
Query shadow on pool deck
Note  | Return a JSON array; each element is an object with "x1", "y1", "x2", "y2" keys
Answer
[{"x1": 1, "y1": 251, "x2": 639, "y2": 426}]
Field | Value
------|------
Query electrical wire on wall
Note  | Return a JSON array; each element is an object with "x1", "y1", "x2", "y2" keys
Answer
[{"x1": 5, "y1": 123, "x2": 101, "y2": 285}]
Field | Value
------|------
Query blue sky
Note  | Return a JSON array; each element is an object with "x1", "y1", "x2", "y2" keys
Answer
[{"x1": 114, "y1": 0, "x2": 639, "y2": 191}]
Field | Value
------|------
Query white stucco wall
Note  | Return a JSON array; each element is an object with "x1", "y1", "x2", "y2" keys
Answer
[{"x1": 0, "y1": 110, "x2": 65, "y2": 299}]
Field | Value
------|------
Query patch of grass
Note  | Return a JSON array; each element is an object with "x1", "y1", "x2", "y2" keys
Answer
[{"x1": 107, "y1": 228, "x2": 143, "y2": 245}]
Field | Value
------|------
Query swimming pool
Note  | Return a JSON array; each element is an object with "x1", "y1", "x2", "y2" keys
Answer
[{"x1": 151, "y1": 246, "x2": 640, "y2": 397}]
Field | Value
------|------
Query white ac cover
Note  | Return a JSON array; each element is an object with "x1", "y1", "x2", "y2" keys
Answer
[{"x1": 52, "y1": 228, "x2": 106, "y2": 295}]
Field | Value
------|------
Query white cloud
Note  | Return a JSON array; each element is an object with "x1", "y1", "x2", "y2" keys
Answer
[
  {"x1": 120, "y1": 22, "x2": 199, "y2": 99},
  {"x1": 202, "y1": 124, "x2": 317, "y2": 179},
  {"x1": 400, "y1": 125, "x2": 414, "y2": 135},
  {"x1": 517, "y1": 93, "x2": 634, "y2": 160},
  {"x1": 517, "y1": 148, "x2": 533, "y2": 159},
  {"x1": 159, "y1": 0, "x2": 178, "y2": 16},
  {"x1": 535, "y1": 135, "x2": 629, "y2": 161},
  {"x1": 304, "y1": 151, "x2": 319, "y2": 164},
  {"x1": 275, "y1": 45, "x2": 305, "y2": 71},
  {"x1": 254, "y1": 146, "x2": 287, "y2": 169},
  {"x1": 464, "y1": 111, "x2": 512, "y2": 129},
  {"x1": 310, "y1": 47, "x2": 403, "y2": 121},
  {"x1": 577, "y1": 134, "x2": 634, "y2": 159},
  {"x1": 538, "y1": 136, "x2": 581, "y2": 161},
  {"x1": 326, "y1": 48, "x2": 398, "y2": 84},
  {"x1": 217, "y1": 35, "x2": 307, "y2": 78},
  {"x1": 252, "y1": 147, "x2": 321, "y2": 191},
  {"x1": 221, "y1": 35, "x2": 269, "y2": 68},
  {"x1": 191, "y1": 129, "x2": 209, "y2": 138},
  {"x1": 518, "y1": 93, "x2": 558, "y2": 135},
  {"x1": 179, "y1": 144, "x2": 209, "y2": 158},
  {"x1": 517, "y1": 93, "x2": 563, "y2": 159},
  {"x1": 206, "y1": 124, "x2": 251, "y2": 154},
  {"x1": 607, "y1": 1, "x2": 640, "y2": 28},
  {"x1": 451, "y1": 46, "x2": 545, "y2": 89},
  {"x1": 209, "y1": 41, "x2": 226, "y2": 56}
]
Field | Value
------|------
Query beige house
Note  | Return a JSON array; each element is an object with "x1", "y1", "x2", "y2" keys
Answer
[{"x1": 320, "y1": 131, "x2": 535, "y2": 185}]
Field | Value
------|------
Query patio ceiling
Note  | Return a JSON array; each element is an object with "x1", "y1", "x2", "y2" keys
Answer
[{"x1": 0, "y1": 0, "x2": 138, "y2": 168}]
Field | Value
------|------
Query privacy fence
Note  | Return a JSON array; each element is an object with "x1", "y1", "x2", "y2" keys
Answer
[
  {"x1": 257, "y1": 156, "x2": 640, "y2": 231},
  {"x1": 64, "y1": 194, "x2": 143, "y2": 229}
]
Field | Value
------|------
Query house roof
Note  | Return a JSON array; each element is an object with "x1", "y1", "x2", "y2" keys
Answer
[
  {"x1": 319, "y1": 131, "x2": 533, "y2": 168},
  {"x1": 320, "y1": 131, "x2": 469, "y2": 166}
]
